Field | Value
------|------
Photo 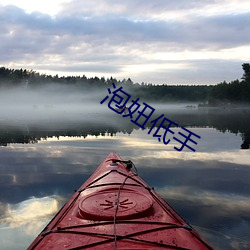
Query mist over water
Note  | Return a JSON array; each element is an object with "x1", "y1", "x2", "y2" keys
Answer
[
  {"x1": 0, "y1": 85, "x2": 109, "y2": 124},
  {"x1": 0, "y1": 85, "x2": 198, "y2": 127}
]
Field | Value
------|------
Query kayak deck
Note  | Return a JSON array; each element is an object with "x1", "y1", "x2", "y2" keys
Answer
[{"x1": 28, "y1": 152, "x2": 213, "y2": 249}]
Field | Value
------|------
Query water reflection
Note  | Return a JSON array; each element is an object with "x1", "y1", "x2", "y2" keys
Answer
[
  {"x1": 0, "y1": 107, "x2": 250, "y2": 149},
  {"x1": 0, "y1": 126, "x2": 250, "y2": 249}
]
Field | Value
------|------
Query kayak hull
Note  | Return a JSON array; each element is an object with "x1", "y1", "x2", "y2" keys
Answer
[{"x1": 28, "y1": 152, "x2": 213, "y2": 249}]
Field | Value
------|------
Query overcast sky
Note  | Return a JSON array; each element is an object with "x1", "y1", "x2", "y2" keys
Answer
[{"x1": 0, "y1": 0, "x2": 250, "y2": 85}]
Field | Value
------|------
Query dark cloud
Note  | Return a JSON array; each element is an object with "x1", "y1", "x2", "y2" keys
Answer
[{"x1": 185, "y1": 13, "x2": 250, "y2": 49}]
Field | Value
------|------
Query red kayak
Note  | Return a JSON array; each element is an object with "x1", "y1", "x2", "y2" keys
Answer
[{"x1": 28, "y1": 152, "x2": 213, "y2": 249}]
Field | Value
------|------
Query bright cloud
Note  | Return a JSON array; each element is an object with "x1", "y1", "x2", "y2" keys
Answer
[{"x1": 0, "y1": 0, "x2": 66, "y2": 15}]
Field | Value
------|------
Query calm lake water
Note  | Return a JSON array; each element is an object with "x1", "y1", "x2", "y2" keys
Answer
[{"x1": 0, "y1": 104, "x2": 250, "y2": 249}]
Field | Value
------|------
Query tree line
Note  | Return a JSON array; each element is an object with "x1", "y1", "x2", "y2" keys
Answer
[
  {"x1": 0, "y1": 63, "x2": 249, "y2": 104},
  {"x1": 208, "y1": 63, "x2": 250, "y2": 105}
]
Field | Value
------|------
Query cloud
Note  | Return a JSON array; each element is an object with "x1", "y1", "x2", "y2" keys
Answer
[
  {"x1": 3, "y1": 4, "x2": 248, "y2": 48},
  {"x1": 0, "y1": 1, "x2": 250, "y2": 84},
  {"x1": 58, "y1": 0, "x2": 246, "y2": 19},
  {"x1": 157, "y1": 186, "x2": 250, "y2": 216}
]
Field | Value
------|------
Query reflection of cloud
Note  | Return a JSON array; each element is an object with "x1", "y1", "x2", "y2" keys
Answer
[
  {"x1": 157, "y1": 186, "x2": 250, "y2": 216},
  {"x1": 154, "y1": 150, "x2": 250, "y2": 166},
  {"x1": 0, "y1": 196, "x2": 59, "y2": 231},
  {"x1": 0, "y1": 196, "x2": 62, "y2": 249},
  {"x1": 112, "y1": 127, "x2": 250, "y2": 166},
  {"x1": 192, "y1": 151, "x2": 250, "y2": 166},
  {"x1": 157, "y1": 186, "x2": 250, "y2": 249}
]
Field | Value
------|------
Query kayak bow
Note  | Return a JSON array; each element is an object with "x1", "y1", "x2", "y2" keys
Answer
[{"x1": 28, "y1": 152, "x2": 213, "y2": 249}]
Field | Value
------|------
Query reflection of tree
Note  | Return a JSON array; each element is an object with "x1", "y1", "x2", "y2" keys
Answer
[
  {"x1": 0, "y1": 114, "x2": 134, "y2": 146},
  {"x1": 0, "y1": 109, "x2": 250, "y2": 149},
  {"x1": 241, "y1": 133, "x2": 250, "y2": 149},
  {"x1": 0, "y1": 131, "x2": 38, "y2": 146},
  {"x1": 159, "y1": 108, "x2": 250, "y2": 149}
]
